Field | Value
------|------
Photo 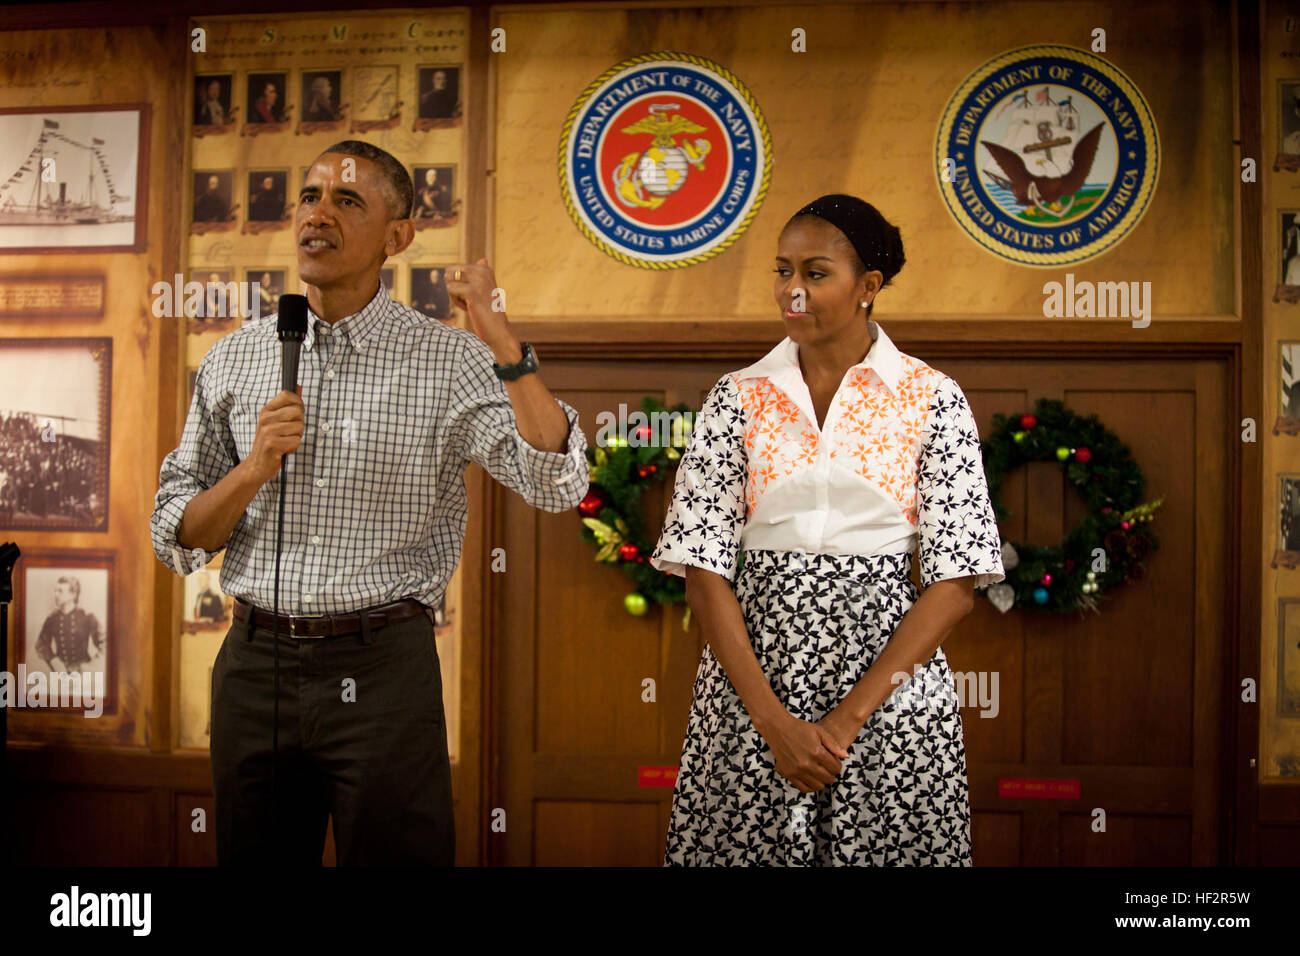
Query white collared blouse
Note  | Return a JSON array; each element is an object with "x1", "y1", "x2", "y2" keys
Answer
[{"x1": 650, "y1": 320, "x2": 1005, "y2": 590}]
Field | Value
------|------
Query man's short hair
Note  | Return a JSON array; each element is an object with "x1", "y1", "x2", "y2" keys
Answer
[{"x1": 317, "y1": 140, "x2": 413, "y2": 220}]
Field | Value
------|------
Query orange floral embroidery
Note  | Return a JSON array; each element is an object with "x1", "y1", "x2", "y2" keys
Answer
[{"x1": 734, "y1": 359, "x2": 941, "y2": 528}]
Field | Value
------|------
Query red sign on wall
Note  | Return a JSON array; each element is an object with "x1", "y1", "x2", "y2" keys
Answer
[
  {"x1": 638, "y1": 766, "x2": 679, "y2": 788},
  {"x1": 999, "y1": 777, "x2": 1081, "y2": 799}
]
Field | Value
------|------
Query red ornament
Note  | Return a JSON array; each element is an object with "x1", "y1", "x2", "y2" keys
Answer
[
  {"x1": 1041, "y1": 573, "x2": 1052, "y2": 586},
  {"x1": 1074, "y1": 447, "x2": 1091, "y2": 464},
  {"x1": 636, "y1": 555, "x2": 647, "y2": 563},
  {"x1": 1101, "y1": 506, "x2": 1112, "y2": 514},
  {"x1": 635, "y1": 424, "x2": 652, "y2": 442},
  {"x1": 1120, "y1": 520, "x2": 1131, "y2": 530},
  {"x1": 1065, "y1": 559, "x2": 1075, "y2": 572},
  {"x1": 618, "y1": 542, "x2": 639, "y2": 561},
  {"x1": 1020, "y1": 414, "x2": 1037, "y2": 429},
  {"x1": 579, "y1": 490, "x2": 604, "y2": 518},
  {"x1": 636, "y1": 463, "x2": 658, "y2": 478}
]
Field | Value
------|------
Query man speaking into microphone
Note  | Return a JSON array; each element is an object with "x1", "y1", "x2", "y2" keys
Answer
[{"x1": 150, "y1": 140, "x2": 589, "y2": 865}]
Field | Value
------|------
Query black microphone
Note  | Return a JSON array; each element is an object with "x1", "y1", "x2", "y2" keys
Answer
[
  {"x1": 270, "y1": 293, "x2": 308, "y2": 855},
  {"x1": 277, "y1": 293, "x2": 309, "y2": 392}
]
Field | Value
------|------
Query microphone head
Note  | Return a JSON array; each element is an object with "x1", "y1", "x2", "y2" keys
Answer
[{"x1": 277, "y1": 294, "x2": 309, "y2": 341}]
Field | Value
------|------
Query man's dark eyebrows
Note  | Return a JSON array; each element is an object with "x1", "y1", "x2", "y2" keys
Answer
[{"x1": 297, "y1": 184, "x2": 367, "y2": 205}]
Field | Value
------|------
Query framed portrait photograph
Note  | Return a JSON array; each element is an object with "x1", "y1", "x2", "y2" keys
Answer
[
  {"x1": 246, "y1": 170, "x2": 289, "y2": 223},
  {"x1": 185, "y1": 269, "x2": 239, "y2": 334},
  {"x1": 192, "y1": 169, "x2": 236, "y2": 232},
  {"x1": 244, "y1": 268, "x2": 286, "y2": 321},
  {"x1": 410, "y1": 164, "x2": 457, "y2": 227},
  {"x1": 409, "y1": 264, "x2": 460, "y2": 323},
  {"x1": 193, "y1": 73, "x2": 236, "y2": 134},
  {"x1": 298, "y1": 68, "x2": 346, "y2": 133},
  {"x1": 246, "y1": 72, "x2": 289, "y2": 127},
  {"x1": 13, "y1": 549, "x2": 116, "y2": 716},
  {"x1": 182, "y1": 567, "x2": 233, "y2": 634},
  {"x1": 415, "y1": 65, "x2": 461, "y2": 128},
  {"x1": 0, "y1": 105, "x2": 149, "y2": 254},
  {"x1": 0, "y1": 337, "x2": 111, "y2": 532}
]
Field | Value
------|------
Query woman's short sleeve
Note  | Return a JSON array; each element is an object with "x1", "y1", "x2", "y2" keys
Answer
[
  {"x1": 916, "y1": 376, "x2": 1006, "y2": 590},
  {"x1": 650, "y1": 374, "x2": 748, "y2": 581}
]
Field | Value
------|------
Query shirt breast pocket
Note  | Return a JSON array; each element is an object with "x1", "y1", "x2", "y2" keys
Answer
[{"x1": 354, "y1": 368, "x2": 436, "y2": 508}]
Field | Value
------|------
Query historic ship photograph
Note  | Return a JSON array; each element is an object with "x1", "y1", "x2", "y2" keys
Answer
[{"x1": 0, "y1": 109, "x2": 140, "y2": 248}]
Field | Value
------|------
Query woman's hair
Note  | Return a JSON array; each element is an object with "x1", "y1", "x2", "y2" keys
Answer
[{"x1": 784, "y1": 200, "x2": 905, "y2": 315}]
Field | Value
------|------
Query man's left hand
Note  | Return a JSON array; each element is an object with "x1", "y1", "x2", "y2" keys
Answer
[{"x1": 444, "y1": 259, "x2": 522, "y2": 363}]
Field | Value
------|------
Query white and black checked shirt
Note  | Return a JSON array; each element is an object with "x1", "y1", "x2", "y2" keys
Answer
[{"x1": 151, "y1": 282, "x2": 589, "y2": 615}]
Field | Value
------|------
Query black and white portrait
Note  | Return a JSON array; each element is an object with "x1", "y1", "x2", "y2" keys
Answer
[
  {"x1": 417, "y1": 66, "x2": 460, "y2": 120},
  {"x1": 0, "y1": 338, "x2": 111, "y2": 532},
  {"x1": 183, "y1": 568, "x2": 231, "y2": 632},
  {"x1": 15, "y1": 550, "x2": 115, "y2": 715}
]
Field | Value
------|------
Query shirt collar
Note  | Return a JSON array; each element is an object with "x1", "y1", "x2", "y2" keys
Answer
[
  {"x1": 733, "y1": 319, "x2": 903, "y2": 397},
  {"x1": 303, "y1": 281, "x2": 390, "y2": 354}
]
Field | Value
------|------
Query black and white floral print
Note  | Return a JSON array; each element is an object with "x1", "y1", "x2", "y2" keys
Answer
[{"x1": 650, "y1": 365, "x2": 1004, "y2": 866}]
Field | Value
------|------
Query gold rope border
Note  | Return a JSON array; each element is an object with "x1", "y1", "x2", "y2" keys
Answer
[
  {"x1": 557, "y1": 51, "x2": 774, "y2": 270},
  {"x1": 933, "y1": 44, "x2": 1161, "y2": 268}
]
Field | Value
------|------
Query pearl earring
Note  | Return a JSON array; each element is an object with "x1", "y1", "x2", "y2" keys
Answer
[{"x1": 860, "y1": 301, "x2": 868, "y2": 308}]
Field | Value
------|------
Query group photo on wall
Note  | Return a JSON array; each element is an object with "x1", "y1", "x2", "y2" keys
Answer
[{"x1": 0, "y1": 0, "x2": 1293, "y2": 938}]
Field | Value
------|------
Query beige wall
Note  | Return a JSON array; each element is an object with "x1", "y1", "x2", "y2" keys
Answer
[{"x1": 492, "y1": 1, "x2": 1233, "y2": 321}]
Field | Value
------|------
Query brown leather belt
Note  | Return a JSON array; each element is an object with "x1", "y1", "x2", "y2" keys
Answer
[{"x1": 232, "y1": 597, "x2": 428, "y2": 639}]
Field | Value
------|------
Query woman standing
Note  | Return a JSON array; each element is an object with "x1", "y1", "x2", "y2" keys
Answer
[{"x1": 650, "y1": 194, "x2": 1005, "y2": 866}]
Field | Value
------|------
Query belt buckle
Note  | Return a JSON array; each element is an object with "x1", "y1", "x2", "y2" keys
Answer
[{"x1": 289, "y1": 612, "x2": 327, "y2": 638}]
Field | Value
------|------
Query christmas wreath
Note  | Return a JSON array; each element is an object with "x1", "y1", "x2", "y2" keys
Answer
[
  {"x1": 981, "y1": 397, "x2": 1164, "y2": 615},
  {"x1": 578, "y1": 397, "x2": 695, "y2": 627}
]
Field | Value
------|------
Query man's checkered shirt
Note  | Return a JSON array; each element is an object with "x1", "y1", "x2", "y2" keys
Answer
[{"x1": 151, "y1": 282, "x2": 589, "y2": 615}]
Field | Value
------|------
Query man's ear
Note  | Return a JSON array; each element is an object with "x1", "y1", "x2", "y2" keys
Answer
[{"x1": 387, "y1": 219, "x2": 415, "y2": 257}]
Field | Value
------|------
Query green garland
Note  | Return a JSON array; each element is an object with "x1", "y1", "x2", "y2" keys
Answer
[
  {"x1": 981, "y1": 397, "x2": 1163, "y2": 614},
  {"x1": 578, "y1": 397, "x2": 694, "y2": 626}
]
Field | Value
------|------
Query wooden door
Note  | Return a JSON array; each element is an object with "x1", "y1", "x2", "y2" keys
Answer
[{"x1": 486, "y1": 349, "x2": 1232, "y2": 866}]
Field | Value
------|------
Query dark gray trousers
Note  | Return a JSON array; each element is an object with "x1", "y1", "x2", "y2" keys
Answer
[{"x1": 209, "y1": 605, "x2": 454, "y2": 865}]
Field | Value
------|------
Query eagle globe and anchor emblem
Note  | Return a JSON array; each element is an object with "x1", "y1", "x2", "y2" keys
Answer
[
  {"x1": 559, "y1": 52, "x2": 772, "y2": 268},
  {"x1": 610, "y1": 103, "x2": 713, "y2": 210},
  {"x1": 935, "y1": 44, "x2": 1159, "y2": 266}
]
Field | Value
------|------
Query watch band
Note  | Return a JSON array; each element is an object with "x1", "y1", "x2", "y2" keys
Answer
[{"x1": 493, "y1": 341, "x2": 539, "y2": 381}]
